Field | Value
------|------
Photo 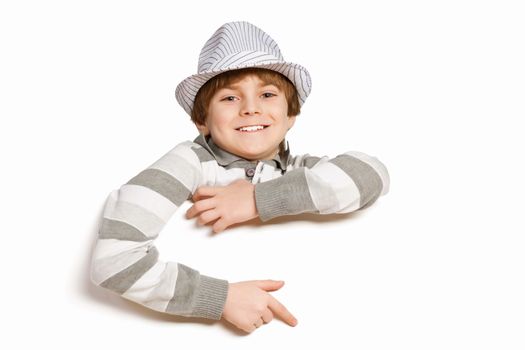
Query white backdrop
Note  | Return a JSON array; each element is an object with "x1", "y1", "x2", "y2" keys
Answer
[{"x1": 1, "y1": 0, "x2": 524, "y2": 348}]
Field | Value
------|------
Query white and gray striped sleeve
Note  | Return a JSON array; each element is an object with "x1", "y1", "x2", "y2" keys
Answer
[
  {"x1": 90, "y1": 141, "x2": 229, "y2": 320},
  {"x1": 254, "y1": 151, "x2": 390, "y2": 222}
]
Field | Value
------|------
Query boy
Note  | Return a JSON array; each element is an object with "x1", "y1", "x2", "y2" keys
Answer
[{"x1": 90, "y1": 21, "x2": 390, "y2": 334}]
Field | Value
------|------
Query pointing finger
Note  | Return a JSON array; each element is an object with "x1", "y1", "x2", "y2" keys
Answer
[{"x1": 268, "y1": 294, "x2": 298, "y2": 327}]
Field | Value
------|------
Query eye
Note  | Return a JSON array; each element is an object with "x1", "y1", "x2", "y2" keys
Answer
[
  {"x1": 262, "y1": 92, "x2": 277, "y2": 98},
  {"x1": 221, "y1": 96, "x2": 237, "y2": 101}
]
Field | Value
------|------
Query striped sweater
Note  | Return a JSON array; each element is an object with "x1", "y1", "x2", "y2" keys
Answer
[{"x1": 90, "y1": 134, "x2": 390, "y2": 320}]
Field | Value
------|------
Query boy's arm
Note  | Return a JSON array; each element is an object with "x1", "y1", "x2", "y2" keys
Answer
[
  {"x1": 90, "y1": 141, "x2": 229, "y2": 320},
  {"x1": 254, "y1": 151, "x2": 390, "y2": 222}
]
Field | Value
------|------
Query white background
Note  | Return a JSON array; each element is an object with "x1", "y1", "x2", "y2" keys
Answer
[{"x1": 1, "y1": 0, "x2": 524, "y2": 348}]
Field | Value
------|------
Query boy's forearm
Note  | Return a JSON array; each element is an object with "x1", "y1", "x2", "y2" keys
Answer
[
  {"x1": 254, "y1": 168, "x2": 317, "y2": 221},
  {"x1": 167, "y1": 265, "x2": 229, "y2": 320},
  {"x1": 254, "y1": 152, "x2": 389, "y2": 222}
]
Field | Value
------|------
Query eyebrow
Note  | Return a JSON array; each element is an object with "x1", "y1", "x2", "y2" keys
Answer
[{"x1": 222, "y1": 82, "x2": 278, "y2": 90}]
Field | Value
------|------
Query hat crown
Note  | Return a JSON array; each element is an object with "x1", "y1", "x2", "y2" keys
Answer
[{"x1": 198, "y1": 21, "x2": 284, "y2": 73}]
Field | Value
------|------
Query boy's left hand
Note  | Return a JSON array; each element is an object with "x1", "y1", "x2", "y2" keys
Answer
[{"x1": 185, "y1": 179, "x2": 259, "y2": 233}]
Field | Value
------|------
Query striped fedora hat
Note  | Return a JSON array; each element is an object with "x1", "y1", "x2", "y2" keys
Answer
[{"x1": 175, "y1": 21, "x2": 312, "y2": 116}]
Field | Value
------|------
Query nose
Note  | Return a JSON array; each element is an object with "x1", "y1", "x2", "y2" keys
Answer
[{"x1": 240, "y1": 96, "x2": 261, "y2": 116}]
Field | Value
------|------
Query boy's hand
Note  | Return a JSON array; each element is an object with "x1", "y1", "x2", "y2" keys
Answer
[
  {"x1": 221, "y1": 280, "x2": 298, "y2": 333},
  {"x1": 185, "y1": 179, "x2": 259, "y2": 233}
]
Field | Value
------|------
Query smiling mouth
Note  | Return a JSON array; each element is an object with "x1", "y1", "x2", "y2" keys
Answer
[{"x1": 235, "y1": 125, "x2": 270, "y2": 132}]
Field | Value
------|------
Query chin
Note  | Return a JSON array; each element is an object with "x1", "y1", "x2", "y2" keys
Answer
[
  {"x1": 234, "y1": 147, "x2": 261, "y2": 158},
  {"x1": 239, "y1": 151, "x2": 263, "y2": 160}
]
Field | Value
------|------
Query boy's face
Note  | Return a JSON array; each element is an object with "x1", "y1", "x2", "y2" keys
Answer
[{"x1": 196, "y1": 74, "x2": 296, "y2": 161}]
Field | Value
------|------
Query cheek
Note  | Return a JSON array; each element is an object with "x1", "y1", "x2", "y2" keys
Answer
[
  {"x1": 272, "y1": 103, "x2": 289, "y2": 120},
  {"x1": 208, "y1": 116, "x2": 234, "y2": 132}
]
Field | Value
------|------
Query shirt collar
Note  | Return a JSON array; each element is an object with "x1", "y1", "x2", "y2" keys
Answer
[{"x1": 193, "y1": 134, "x2": 290, "y2": 171}]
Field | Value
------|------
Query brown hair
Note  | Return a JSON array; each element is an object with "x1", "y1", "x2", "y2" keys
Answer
[{"x1": 191, "y1": 67, "x2": 301, "y2": 126}]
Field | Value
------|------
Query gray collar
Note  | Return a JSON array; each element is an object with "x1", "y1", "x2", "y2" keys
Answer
[{"x1": 193, "y1": 134, "x2": 290, "y2": 171}]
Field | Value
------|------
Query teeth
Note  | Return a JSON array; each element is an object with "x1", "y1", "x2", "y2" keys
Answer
[{"x1": 238, "y1": 125, "x2": 265, "y2": 132}]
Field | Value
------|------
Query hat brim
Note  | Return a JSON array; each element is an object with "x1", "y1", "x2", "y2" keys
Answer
[{"x1": 175, "y1": 61, "x2": 312, "y2": 116}]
